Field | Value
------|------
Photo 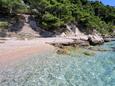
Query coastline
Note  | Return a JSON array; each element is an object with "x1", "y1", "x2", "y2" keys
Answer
[{"x1": 0, "y1": 35, "x2": 114, "y2": 64}]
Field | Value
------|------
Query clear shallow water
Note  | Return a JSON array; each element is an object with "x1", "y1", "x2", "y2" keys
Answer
[{"x1": 0, "y1": 42, "x2": 115, "y2": 86}]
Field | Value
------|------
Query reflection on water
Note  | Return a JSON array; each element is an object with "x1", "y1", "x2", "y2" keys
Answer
[{"x1": 0, "y1": 42, "x2": 115, "y2": 86}]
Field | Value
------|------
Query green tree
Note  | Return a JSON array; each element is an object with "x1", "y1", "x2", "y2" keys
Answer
[
  {"x1": 0, "y1": 0, "x2": 23, "y2": 13},
  {"x1": 0, "y1": 0, "x2": 114, "y2": 34}
]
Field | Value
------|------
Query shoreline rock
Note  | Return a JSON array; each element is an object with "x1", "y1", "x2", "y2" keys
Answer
[{"x1": 88, "y1": 34, "x2": 104, "y2": 45}]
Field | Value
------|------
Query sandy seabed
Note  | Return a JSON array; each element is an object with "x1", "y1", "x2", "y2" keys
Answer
[{"x1": 0, "y1": 38, "x2": 55, "y2": 64}]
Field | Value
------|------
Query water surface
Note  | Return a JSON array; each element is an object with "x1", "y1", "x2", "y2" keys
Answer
[{"x1": 0, "y1": 42, "x2": 115, "y2": 86}]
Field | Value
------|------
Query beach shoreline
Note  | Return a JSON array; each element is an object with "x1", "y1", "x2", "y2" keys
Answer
[
  {"x1": 0, "y1": 36, "x2": 114, "y2": 64},
  {"x1": 0, "y1": 38, "x2": 55, "y2": 64}
]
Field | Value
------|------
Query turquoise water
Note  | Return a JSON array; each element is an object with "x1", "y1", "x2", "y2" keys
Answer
[{"x1": 0, "y1": 42, "x2": 115, "y2": 86}]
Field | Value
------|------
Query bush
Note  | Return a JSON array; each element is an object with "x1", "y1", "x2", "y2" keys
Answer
[
  {"x1": 16, "y1": 6, "x2": 31, "y2": 14},
  {"x1": 0, "y1": 0, "x2": 115, "y2": 35},
  {"x1": 41, "y1": 12, "x2": 64, "y2": 28},
  {"x1": 112, "y1": 26, "x2": 115, "y2": 29},
  {"x1": 0, "y1": 21, "x2": 8, "y2": 29}
]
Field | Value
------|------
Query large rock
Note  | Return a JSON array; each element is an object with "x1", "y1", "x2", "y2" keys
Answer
[{"x1": 88, "y1": 34, "x2": 104, "y2": 45}]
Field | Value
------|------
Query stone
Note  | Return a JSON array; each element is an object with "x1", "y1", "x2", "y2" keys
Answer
[
  {"x1": 56, "y1": 48, "x2": 69, "y2": 54},
  {"x1": 88, "y1": 34, "x2": 104, "y2": 45},
  {"x1": 60, "y1": 32, "x2": 66, "y2": 37}
]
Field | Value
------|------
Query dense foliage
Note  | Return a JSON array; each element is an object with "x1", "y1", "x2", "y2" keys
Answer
[
  {"x1": 0, "y1": 0, "x2": 30, "y2": 14},
  {"x1": 0, "y1": 0, "x2": 115, "y2": 34},
  {"x1": 26, "y1": 0, "x2": 115, "y2": 34},
  {"x1": 0, "y1": 0, "x2": 23, "y2": 13}
]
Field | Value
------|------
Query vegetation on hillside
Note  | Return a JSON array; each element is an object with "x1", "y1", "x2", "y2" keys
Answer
[{"x1": 0, "y1": 0, "x2": 115, "y2": 34}]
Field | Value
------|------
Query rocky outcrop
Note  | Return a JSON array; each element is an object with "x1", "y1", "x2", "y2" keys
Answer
[
  {"x1": 88, "y1": 34, "x2": 104, "y2": 45},
  {"x1": 57, "y1": 24, "x2": 104, "y2": 46}
]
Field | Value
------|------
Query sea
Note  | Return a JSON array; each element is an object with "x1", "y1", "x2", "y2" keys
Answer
[{"x1": 0, "y1": 41, "x2": 115, "y2": 86}]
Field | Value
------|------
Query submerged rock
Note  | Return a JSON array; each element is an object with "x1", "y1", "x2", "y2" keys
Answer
[
  {"x1": 56, "y1": 48, "x2": 70, "y2": 54},
  {"x1": 87, "y1": 46, "x2": 110, "y2": 51},
  {"x1": 83, "y1": 51, "x2": 95, "y2": 56}
]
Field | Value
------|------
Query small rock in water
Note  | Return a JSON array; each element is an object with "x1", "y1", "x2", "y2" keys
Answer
[
  {"x1": 88, "y1": 34, "x2": 104, "y2": 45},
  {"x1": 56, "y1": 48, "x2": 69, "y2": 55}
]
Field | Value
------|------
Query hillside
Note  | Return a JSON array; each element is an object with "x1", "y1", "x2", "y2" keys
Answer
[{"x1": 0, "y1": 0, "x2": 115, "y2": 36}]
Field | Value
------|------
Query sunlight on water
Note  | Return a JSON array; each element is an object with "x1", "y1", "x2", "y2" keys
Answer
[{"x1": 0, "y1": 42, "x2": 115, "y2": 86}]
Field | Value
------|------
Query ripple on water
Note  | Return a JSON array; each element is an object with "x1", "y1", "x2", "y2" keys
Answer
[{"x1": 0, "y1": 42, "x2": 115, "y2": 86}]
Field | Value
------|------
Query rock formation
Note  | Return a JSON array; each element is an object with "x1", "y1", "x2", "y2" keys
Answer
[
  {"x1": 59, "y1": 24, "x2": 104, "y2": 46},
  {"x1": 88, "y1": 34, "x2": 104, "y2": 45}
]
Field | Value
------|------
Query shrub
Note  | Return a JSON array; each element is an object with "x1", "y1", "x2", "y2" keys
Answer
[{"x1": 0, "y1": 21, "x2": 8, "y2": 29}]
